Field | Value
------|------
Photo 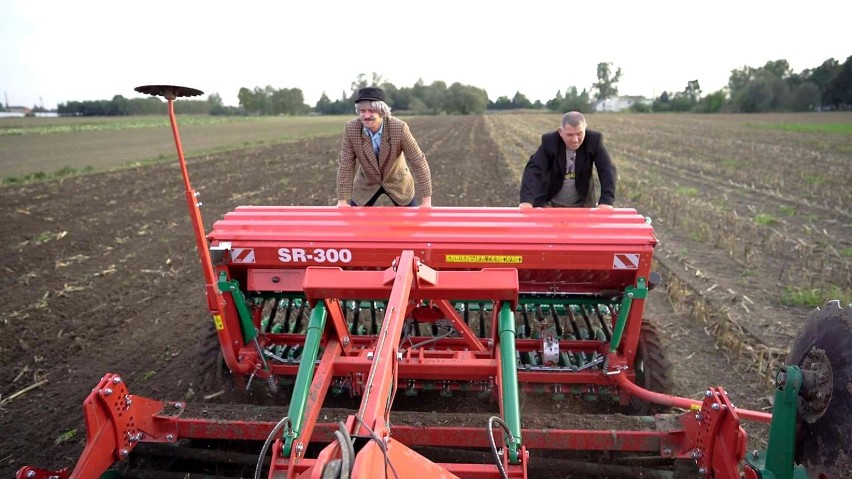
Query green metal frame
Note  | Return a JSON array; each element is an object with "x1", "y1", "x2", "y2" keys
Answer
[
  {"x1": 498, "y1": 302, "x2": 522, "y2": 463},
  {"x1": 283, "y1": 302, "x2": 328, "y2": 457},
  {"x1": 609, "y1": 277, "x2": 647, "y2": 353},
  {"x1": 745, "y1": 365, "x2": 810, "y2": 479}
]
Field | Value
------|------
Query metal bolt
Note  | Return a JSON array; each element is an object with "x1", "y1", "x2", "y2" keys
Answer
[
  {"x1": 705, "y1": 390, "x2": 713, "y2": 397},
  {"x1": 711, "y1": 403, "x2": 720, "y2": 411},
  {"x1": 691, "y1": 450, "x2": 703, "y2": 459},
  {"x1": 26, "y1": 471, "x2": 36, "y2": 478},
  {"x1": 663, "y1": 448, "x2": 672, "y2": 456},
  {"x1": 104, "y1": 388, "x2": 113, "y2": 396},
  {"x1": 366, "y1": 352, "x2": 374, "y2": 360},
  {"x1": 120, "y1": 449, "x2": 130, "y2": 459},
  {"x1": 695, "y1": 413, "x2": 703, "y2": 421},
  {"x1": 174, "y1": 402, "x2": 183, "y2": 409},
  {"x1": 752, "y1": 450, "x2": 760, "y2": 459},
  {"x1": 397, "y1": 352, "x2": 403, "y2": 360},
  {"x1": 125, "y1": 395, "x2": 132, "y2": 407},
  {"x1": 296, "y1": 442, "x2": 304, "y2": 457},
  {"x1": 166, "y1": 434, "x2": 175, "y2": 441},
  {"x1": 776, "y1": 371, "x2": 788, "y2": 388},
  {"x1": 112, "y1": 376, "x2": 123, "y2": 384},
  {"x1": 698, "y1": 467, "x2": 708, "y2": 475},
  {"x1": 627, "y1": 292, "x2": 634, "y2": 298},
  {"x1": 343, "y1": 336, "x2": 350, "y2": 346}
]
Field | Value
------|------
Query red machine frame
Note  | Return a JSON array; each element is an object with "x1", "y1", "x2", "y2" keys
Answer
[
  {"x1": 17, "y1": 206, "x2": 773, "y2": 479},
  {"x1": 16, "y1": 87, "x2": 776, "y2": 479}
]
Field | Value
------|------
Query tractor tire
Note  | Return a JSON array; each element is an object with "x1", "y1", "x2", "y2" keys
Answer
[
  {"x1": 787, "y1": 300, "x2": 852, "y2": 479},
  {"x1": 629, "y1": 319, "x2": 674, "y2": 414},
  {"x1": 197, "y1": 319, "x2": 237, "y2": 393}
]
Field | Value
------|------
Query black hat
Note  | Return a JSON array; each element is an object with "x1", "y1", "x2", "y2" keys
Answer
[{"x1": 354, "y1": 87, "x2": 386, "y2": 103}]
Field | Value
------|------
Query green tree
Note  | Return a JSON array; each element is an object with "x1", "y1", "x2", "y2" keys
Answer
[
  {"x1": 728, "y1": 61, "x2": 792, "y2": 111},
  {"x1": 237, "y1": 87, "x2": 256, "y2": 114},
  {"x1": 444, "y1": 83, "x2": 488, "y2": 115},
  {"x1": 693, "y1": 90, "x2": 726, "y2": 113},
  {"x1": 728, "y1": 65, "x2": 755, "y2": 93},
  {"x1": 824, "y1": 55, "x2": 852, "y2": 109},
  {"x1": 512, "y1": 91, "x2": 533, "y2": 109},
  {"x1": 804, "y1": 58, "x2": 840, "y2": 102},
  {"x1": 492, "y1": 96, "x2": 513, "y2": 110},
  {"x1": 563, "y1": 87, "x2": 591, "y2": 112},
  {"x1": 652, "y1": 91, "x2": 671, "y2": 112},
  {"x1": 737, "y1": 76, "x2": 775, "y2": 112},
  {"x1": 315, "y1": 92, "x2": 332, "y2": 113},
  {"x1": 592, "y1": 62, "x2": 621, "y2": 100},
  {"x1": 208, "y1": 93, "x2": 226, "y2": 115},
  {"x1": 684, "y1": 80, "x2": 701, "y2": 103},
  {"x1": 423, "y1": 81, "x2": 447, "y2": 114},
  {"x1": 762, "y1": 59, "x2": 792, "y2": 80},
  {"x1": 109, "y1": 95, "x2": 130, "y2": 116},
  {"x1": 545, "y1": 90, "x2": 564, "y2": 111},
  {"x1": 788, "y1": 82, "x2": 821, "y2": 111}
]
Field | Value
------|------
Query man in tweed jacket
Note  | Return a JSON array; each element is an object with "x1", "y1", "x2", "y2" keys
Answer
[{"x1": 337, "y1": 87, "x2": 432, "y2": 207}]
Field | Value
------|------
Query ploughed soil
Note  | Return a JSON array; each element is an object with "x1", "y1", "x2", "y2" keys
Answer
[{"x1": 0, "y1": 115, "x2": 789, "y2": 476}]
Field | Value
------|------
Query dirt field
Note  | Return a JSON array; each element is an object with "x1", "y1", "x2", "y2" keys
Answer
[{"x1": 1, "y1": 113, "x2": 849, "y2": 476}]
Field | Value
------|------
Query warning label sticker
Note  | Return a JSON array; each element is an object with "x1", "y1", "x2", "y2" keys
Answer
[
  {"x1": 613, "y1": 253, "x2": 640, "y2": 269},
  {"x1": 230, "y1": 248, "x2": 256, "y2": 264},
  {"x1": 446, "y1": 255, "x2": 523, "y2": 264}
]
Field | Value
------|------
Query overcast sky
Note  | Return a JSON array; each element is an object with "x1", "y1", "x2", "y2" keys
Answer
[{"x1": 2, "y1": 0, "x2": 849, "y2": 110}]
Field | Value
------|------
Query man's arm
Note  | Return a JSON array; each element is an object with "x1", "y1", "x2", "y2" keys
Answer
[
  {"x1": 400, "y1": 121, "x2": 432, "y2": 206},
  {"x1": 592, "y1": 134, "x2": 616, "y2": 207},
  {"x1": 519, "y1": 135, "x2": 552, "y2": 207},
  {"x1": 336, "y1": 125, "x2": 357, "y2": 206}
]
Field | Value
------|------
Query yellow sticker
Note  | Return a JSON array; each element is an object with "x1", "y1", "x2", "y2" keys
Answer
[
  {"x1": 213, "y1": 314, "x2": 224, "y2": 331},
  {"x1": 446, "y1": 254, "x2": 523, "y2": 264}
]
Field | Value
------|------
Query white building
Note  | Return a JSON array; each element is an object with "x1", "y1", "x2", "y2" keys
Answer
[{"x1": 592, "y1": 96, "x2": 652, "y2": 112}]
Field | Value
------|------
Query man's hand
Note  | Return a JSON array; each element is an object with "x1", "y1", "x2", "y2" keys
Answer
[
  {"x1": 337, "y1": 200, "x2": 351, "y2": 207},
  {"x1": 519, "y1": 202, "x2": 533, "y2": 208},
  {"x1": 420, "y1": 196, "x2": 432, "y2": 208}
]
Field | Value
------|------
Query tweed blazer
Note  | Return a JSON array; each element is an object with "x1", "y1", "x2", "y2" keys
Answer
[
  {"x1": 337, "y1": 115, "x2": 432, "y2": 206},
  {"x1": 519, "y1": 129, "x2": 616, "y2": 207}
]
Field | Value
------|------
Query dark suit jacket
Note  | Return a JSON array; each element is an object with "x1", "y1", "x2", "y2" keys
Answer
[
  {"x1": 337, "y1": 115, "x2": 432, "y2": 206},
  {"x1": 519, "y1": 129, "x2": 616, "y2": 207}
]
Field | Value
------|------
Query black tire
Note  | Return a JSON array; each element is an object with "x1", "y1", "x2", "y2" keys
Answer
[
  {"x1": 197, "y1": 320, "x2": 241, "y2": 394},
  {"x1": 629, "y1": 319, "x2": 674, "y2": 414},
  {"x1": 787, "y1": 301, "x2": 852, "y2": 479}
]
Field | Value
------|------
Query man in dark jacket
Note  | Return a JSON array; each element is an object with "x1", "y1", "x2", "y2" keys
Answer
[{"x1": 519, "y1": 111, "x2": 615, "y2": 208}]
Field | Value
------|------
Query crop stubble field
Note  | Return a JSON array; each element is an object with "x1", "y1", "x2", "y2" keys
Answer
[{"x1": 0, "y1": 112, "x2": 850, "y2": 476}]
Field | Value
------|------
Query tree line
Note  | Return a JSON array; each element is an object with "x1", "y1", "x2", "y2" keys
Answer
[{"x1": 47, "y1": 55, "x2": 851, "y2": 116}]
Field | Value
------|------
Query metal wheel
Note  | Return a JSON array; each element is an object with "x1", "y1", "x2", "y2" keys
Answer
[
  {"x1": 198, "y1": 319, "x2": 242, "y2": 393},
  {"x1": 787, "y1": 300, "x2": 852, "y2": 479}
]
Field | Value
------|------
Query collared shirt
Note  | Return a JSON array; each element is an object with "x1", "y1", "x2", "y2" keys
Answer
[{"x1": 364, "y1": 122, "x2": 384, "y2": 157}]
